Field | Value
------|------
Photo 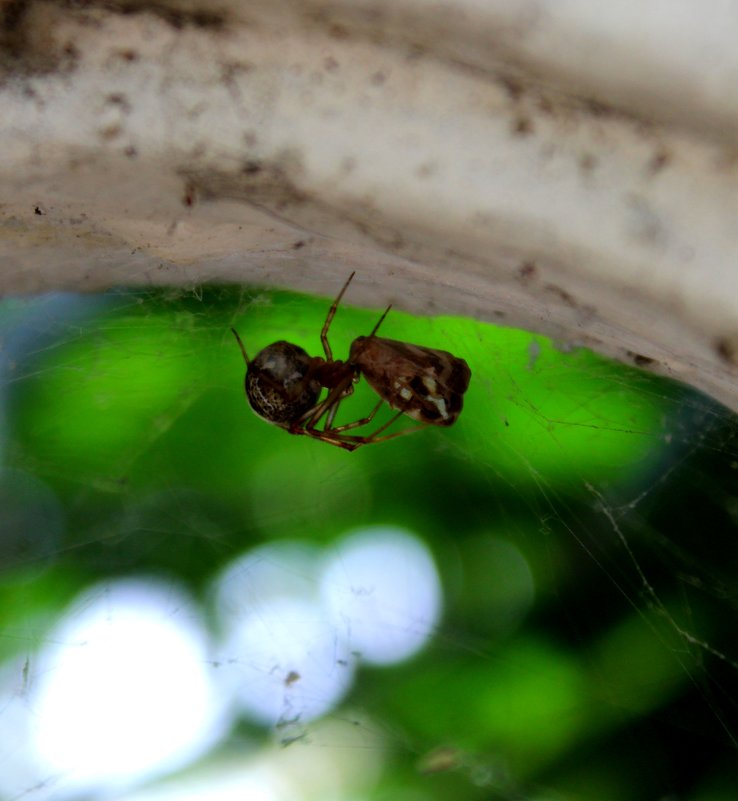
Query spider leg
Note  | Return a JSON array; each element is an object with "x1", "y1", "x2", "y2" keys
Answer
[
  {"x1": 358, "y1": 421, "x2": 429, "y2": 445},
  {"x1": 230, "y1": 328, "x2": 250, "y2": 365},
  {"x1": 359, "y1": 408, "x2": 404, "y2": 438},
  {"x1": 324, "y1": 391, "x2": 347, "y2": 430},
  {"x1": 290, "y1": 373, "x2": 355, "y2": 434},
  {"x1": 292, "y1": 417, "x2": 428, "y2": 451},
  {"x1": 328, "y1": 408, "x2": 420, "y2": 440},
  {"x1": 320, "y1": 272, "x2": 356, "y2": 361},
  {"x1": 326, "y1": 399, "x2": 384, "y2": 433},
  {"x1": 289, "y1": 429, "x2": 362, "y2": 452},
  {"x1": 308, "y1": 379, "x2": 354, "y2": 430}
]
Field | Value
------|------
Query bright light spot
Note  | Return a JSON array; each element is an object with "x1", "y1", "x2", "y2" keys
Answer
[
  {"x1": 210, "y1": 529, "x2": 442, "y2": 728},
  {"x1": 119, "y1": 763, "x2": 288, "y2": 801},
  {"x1": 28, "y1": 578, "x2": 228, "y2": 796},
  {"x1": 320, "y1": 526, "x2": 443, "y2": 665},
  {"x1": 0, "y1": 658, "x2": 51, "y2": 801},
  {"x1": 211, "y1": 543, "x2": 354, "y2": 727},
  {"x1": 213, "y1": 541, "x2": 323, "y2": 620},
  {"x1": 221, "y1": 598, "x2": 353, "y2": 727}
]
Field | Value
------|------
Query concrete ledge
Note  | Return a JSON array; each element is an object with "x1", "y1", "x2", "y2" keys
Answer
[{"x1": 3, "y1": 1, "x2": 738, "y2": 409}]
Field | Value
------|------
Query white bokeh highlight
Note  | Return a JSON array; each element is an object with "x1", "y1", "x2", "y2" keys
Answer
[
  {"x1": 0, "y1": 525, "x2": 443, "y2": 799},
  {"x1": 28, "y1": 578, "x2": 228, "y2": 796},
  {"x1": 212, "y1": 542, "x2": 354, "y2": 727},
  {"x1": 212, "y1": 529, "x2": 443, "y2": 727},
  {"x1": 221, "y1": 596, "x2": 354, "y2": 726},
  {"x1": 320, "y1": 526, "x2": 443, "y2": 665},
  {"x1": 213, "y1": 541, "x2": 324, "y2": 618}
]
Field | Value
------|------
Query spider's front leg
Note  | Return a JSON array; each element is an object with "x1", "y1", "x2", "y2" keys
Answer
[
  {"x1": 320, "y1": 272, "x2": 355, "y2": 361},
  {"x1": 288, "y1": 373, "x2": 355, "y2": 436},
  {"x1": 325, "y1": 399, "x2": 384, "y2": 433}
]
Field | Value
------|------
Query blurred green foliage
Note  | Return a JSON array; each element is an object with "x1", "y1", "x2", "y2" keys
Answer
[{"x1": 2, "y1": 284, "x2": 737, "y2": 800}]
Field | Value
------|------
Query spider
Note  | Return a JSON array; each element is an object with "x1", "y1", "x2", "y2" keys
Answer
[{"x1": 231, "y1": 273, "x2": 471, "y2": 451}]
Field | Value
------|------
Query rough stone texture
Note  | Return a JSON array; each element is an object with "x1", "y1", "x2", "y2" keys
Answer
[{"x1": 3, "y1": 1, "x2": 738, "y2": 410}]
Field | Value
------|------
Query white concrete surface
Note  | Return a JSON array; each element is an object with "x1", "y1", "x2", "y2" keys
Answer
[{"x1": 2, "y1": 1, "x2": 738, "y2": 408}]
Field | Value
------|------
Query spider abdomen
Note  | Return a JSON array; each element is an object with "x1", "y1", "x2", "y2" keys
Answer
[{"x1": 246, "y1": 341, "x2": 321, "y2": 425}]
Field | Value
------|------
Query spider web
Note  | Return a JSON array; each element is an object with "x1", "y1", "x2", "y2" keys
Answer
[{"x1": 0, "y1": 282, "x2": 737, "y2": 801}]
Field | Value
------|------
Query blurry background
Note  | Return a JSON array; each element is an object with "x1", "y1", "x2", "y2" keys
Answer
[{"x1": 0, "y1": 282, "x2": 736, "y2": 801}]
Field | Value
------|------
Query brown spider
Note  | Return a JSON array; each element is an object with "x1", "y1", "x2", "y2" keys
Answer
[{"x1": 231, "y1": 273, "x2": 471, "y2": 451}]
